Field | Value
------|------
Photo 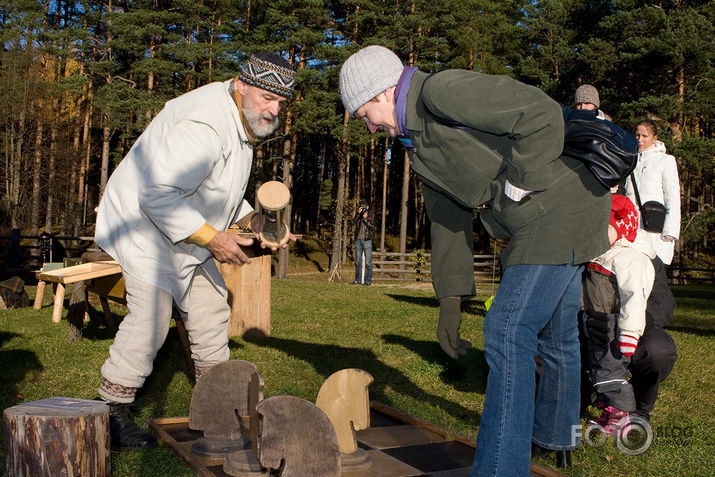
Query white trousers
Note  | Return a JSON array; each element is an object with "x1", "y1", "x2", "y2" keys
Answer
[{"x1": 100, "y1": 265, "x2": 230, "y2": 393}]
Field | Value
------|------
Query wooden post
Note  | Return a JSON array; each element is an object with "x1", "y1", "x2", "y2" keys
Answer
[
  {"x1": 217, "y1": 244, "x2": 272, "y2": 337},
  {"x1": 51, "y1": 283, "x2": 65, "y2": 323},
  {"x1": 33, "y1": 280, "x2": 46, "y2": 310},
  {"x1": 4, "y1": 397, "x2": 110, "y2": 477}
]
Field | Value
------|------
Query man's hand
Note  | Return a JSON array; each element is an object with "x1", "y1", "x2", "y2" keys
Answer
[
  {"x1": 437, "y1": 297, "x2": 472, "y2": 359},
  {"x1": 205, "y1": 230, "x2": 254, "y2": 265}
]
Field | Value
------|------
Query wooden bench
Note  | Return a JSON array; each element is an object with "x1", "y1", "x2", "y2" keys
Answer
[{"x1": 34, "y1": 261, "x2": 123, "y2": 326}]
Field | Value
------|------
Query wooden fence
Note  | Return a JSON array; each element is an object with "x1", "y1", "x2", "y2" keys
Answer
[
  {"x1": 372, "y1": 251, "x2": 501, "y2": 284},
  {"x1": 0, "y1": 231, "x2": 96, "y2": 269}
]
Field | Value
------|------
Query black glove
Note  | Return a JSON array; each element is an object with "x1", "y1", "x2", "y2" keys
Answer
[
  {"x1": 585, "y1": 314, "x2": 610, "y2": 346},
  {"x1": 437, "y1": 297, "x2": 472, "y2": 359}
]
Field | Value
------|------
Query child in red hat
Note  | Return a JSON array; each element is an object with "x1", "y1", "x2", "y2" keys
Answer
[{"x1": 581, "y1": 194, "x2": 657, "y2": 435}]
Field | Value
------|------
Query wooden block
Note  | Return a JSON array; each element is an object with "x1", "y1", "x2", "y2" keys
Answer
[
  {"x1": 218, "y1": 253, "x2": 271, "y2": 338},
  {"x1": 4, "y1": 397, "x2": 110, "y2": 477}
]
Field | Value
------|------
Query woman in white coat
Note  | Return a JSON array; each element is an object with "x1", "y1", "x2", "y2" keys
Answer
[{"x1": 624, "y1": 119, "x2": 681, "y2": 264}]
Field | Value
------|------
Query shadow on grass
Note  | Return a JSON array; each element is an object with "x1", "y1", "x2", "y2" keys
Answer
[
  {"x1": 242, "y1": 335, "x2": 482, "y2": 425},
  {"x1": 385, "y1": 294, "x2": 487, "y2": 315},
  {"x1": 665, "y1": 324, "x2": 715, "y2": 337},
  {"x1": 0, "y1": 331, "x2": 43, "y2": 411},
  {"x1": 292, "y1": 240, "x2": 326, "y2": 273},
  {"x1": 381, "y1": 334, "x2": 488, "y2": 395}
]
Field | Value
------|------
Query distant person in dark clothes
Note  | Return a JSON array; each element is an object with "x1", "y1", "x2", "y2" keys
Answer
[{"x1": 351, "y1": 201, "x2": 376, "y2": 285}]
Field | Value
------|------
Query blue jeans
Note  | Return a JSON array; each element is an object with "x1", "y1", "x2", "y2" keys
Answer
[
  {"x1": 354, "y1": 239, "x2": 373, "y2": 284},
  {"x1": 469, "y1": 263, "x2": 583, "y2": 477}
]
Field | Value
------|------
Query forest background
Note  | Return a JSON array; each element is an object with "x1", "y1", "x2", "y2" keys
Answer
[{"x1": 1, "y1": 0, "x2": 713, "y2": 278}]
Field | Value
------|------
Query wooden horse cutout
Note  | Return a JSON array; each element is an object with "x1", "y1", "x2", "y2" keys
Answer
[
  {"x1": 189, "y1": 360, "x2": 257, "y2": 458},
  {"x1": 316, "y1": 368, "x2": 374, "y2": 471},
  {"x1": 223, "y1": 371, "x2": 267, "y2": 476},
  {"x1": 256, "y1": 395, "x2": 340, "y2": 477}
]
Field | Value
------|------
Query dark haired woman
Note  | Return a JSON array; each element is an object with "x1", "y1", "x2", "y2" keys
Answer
[{"x1": 624, "y1": 119, "x2": 681, "y2": 265}]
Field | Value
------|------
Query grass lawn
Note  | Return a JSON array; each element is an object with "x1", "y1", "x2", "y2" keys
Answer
[{"x1": 0, "y1": 276, "x2": 713, "y2": 476}]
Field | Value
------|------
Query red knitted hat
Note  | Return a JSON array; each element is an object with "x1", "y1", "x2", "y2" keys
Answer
[{"x1": 610, "y1": 194, "x2": 638, "y2": 242}]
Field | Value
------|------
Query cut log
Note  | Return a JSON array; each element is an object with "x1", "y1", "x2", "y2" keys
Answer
[{"x1": 4, "y1": 397, "x2": 110, "y2": 477}]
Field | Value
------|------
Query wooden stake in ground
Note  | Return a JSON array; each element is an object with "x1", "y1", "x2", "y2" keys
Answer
[{"x1": 4, "y1": 397, "x2": 110, "y2": 477}]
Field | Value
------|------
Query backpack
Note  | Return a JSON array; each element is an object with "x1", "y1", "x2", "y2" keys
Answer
[{"x1": 561, "y1": 107, "x2": 638, "y2": 189}]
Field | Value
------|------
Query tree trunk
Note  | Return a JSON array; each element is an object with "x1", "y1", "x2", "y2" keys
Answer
[
  {"x1": 44, "y1": 100, "x2": 60, "y2": 234},
  {"x1": 277, "y1": 111, "x2": 294, "y2": 279},
  {"x1": 398, "y1": 150, "x2": 410, "y2": 276},
  {"x1": 4, "y1": 397, "x2": 110, "y2": 477},
  {"x1": 315, "y1": 139, "x2": 326, "y2": 231},
  {"x1": 380, "y1": 140, "x2": 389, "y2": 252},
  {"x1": 328, "y1": 111, "x2": 349, "y2": 282},
  {"x1": 77, "y1": 78, "x2": 93, "y2": 233},
  {"x1": 100, "y1": 121, "x2": 111, "y2": 200},
  {"x1": 31, "y1": 120, "x2": 43, "y2": 236}
]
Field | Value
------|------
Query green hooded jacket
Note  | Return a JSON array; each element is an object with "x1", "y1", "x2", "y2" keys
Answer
[{"x1": 403, "y1": 70, "x2": 610, "y2": 299}]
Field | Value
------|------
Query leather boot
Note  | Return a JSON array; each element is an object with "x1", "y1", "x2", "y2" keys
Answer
[{"x1": 108, "y1": 402, "x2": 158, "y2": 451}]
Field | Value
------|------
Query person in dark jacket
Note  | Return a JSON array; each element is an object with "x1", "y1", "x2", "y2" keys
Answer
[
  {"x1": 351, "y1": 201, "x2": 376, "y2": 285},
  {"x1": 339, "y1": 45, "x2": 610, "y2": 476}
]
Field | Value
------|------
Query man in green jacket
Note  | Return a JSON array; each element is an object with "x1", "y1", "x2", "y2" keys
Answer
[{"x1": 339, "y1": 46, "x2": 610, "y2": 476}]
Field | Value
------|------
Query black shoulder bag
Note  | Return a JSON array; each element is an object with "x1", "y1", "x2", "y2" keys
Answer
[
  {"x1": 630, "y1": 173, "x2": 666, "y2": 233},
  {"x1": 561, "y1": 107, "x2": 638, "y2": 189}
]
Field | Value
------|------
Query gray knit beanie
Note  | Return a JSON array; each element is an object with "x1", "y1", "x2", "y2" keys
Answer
[
  {"x1": 574, "y1": 84, "x2": 600, "y2": 108},
  {"x1": 339, "y1": 46, "x2": 405, "y2": 116}
]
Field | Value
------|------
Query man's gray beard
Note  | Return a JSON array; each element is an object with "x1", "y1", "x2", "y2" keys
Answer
[{"x1": 242, "y1": 102, "x2": 280, "y2": 138}]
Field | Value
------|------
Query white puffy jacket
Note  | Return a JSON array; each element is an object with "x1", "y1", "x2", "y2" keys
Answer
[
  {"x1": 624, "y1": 141, "x2": 681, "y2": 264},
  {"x1": 590, "y1": 230, "x2": 657, "y2": 339}
]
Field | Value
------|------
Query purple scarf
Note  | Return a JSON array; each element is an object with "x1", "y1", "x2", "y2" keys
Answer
[{"x1": 394, "y1": 67, "x2": 418, "y2": 149}]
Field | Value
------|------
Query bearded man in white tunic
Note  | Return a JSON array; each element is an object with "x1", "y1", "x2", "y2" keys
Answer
[{"x1": 93, "y1": 53, "x2": 295, "y2": 451}]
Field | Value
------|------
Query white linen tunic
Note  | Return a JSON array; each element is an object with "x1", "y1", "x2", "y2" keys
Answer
[
  {"x1": 624, "y1": 141, "x2": 681, "y2": 264},
  {"x1": 95, "y1": 79, "x2": 254, "y2": 310}
]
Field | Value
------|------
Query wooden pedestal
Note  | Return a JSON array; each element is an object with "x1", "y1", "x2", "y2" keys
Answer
[
  {"x1": 4, "y1": 397, "x2": 110, "y2": 477},
  {"x1": 217, "y1": 245, "x2": 272, "y2": 338}
]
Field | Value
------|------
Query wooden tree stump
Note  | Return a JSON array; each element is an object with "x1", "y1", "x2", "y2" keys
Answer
[{"x1": 4, "y1": 397, "x2": 110, "y2": 477}]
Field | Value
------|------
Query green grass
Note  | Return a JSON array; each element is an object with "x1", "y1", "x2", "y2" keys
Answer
[{"x1": 0, "y1": 279, "x2": 713, "y2": 476}]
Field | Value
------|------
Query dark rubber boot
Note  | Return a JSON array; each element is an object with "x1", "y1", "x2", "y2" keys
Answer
[
  {"x1": 108, "y1": 402, "x2": 157, "y2": 451},
  {"x1": 532, "y1": 443, "x2": 572, "y2": 468},
  {"x1": 555, "y1": 450, "x2": 572, "y2": 468}
]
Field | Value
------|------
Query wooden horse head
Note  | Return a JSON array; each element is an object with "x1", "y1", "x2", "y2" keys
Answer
[
  {"x1": 315, "y1": 368, "x2": 374, "y2": 454},
  {"x1": 256, "y1": 395, "x2": 340, "y2": 476},
  {"x1": 189, "y1": 359, "x2": 257, "y2": 440}
]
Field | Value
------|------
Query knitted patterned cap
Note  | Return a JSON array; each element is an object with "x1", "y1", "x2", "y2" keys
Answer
[
  {"x1": 339, "y1": 46, "x2": 405, "y2": 116},
  {"x1": 610, "y1": 194, "x2": 638, "y2": 242},
  {"x1": 574, "y1": 84, "x2": 600, "y2": 108},
  {"x1": 238, "y1": 53, "x2": 295, "y2": 98}
]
